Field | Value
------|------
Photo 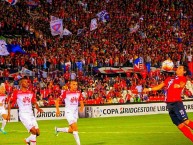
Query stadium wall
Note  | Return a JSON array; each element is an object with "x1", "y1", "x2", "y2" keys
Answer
[
  {"x1": 1, "y1": 101, "x2": 193, "y2": 122},
  {"x1": 85, "y1": 101, "x2": 193, "y2": 118}
]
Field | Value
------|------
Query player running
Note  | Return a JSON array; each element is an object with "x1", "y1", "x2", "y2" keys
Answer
[
  {"x1": 10, "y1": 77, "x2": 43, "y2": 145},
  {"x1": 0, "y1": 85, "x2": 10, "y2": 134},
  {"x1": 55, "y1": 80, "x2": 84, "y2": 145}
]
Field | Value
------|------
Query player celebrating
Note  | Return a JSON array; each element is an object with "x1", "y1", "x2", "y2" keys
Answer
[
  {"x1": 55, "y1": 80, "x2": 84, "y2": 145},
  {"x1": 144, "y1": 65, "x2": 193, "y2": 142},
  {"x1": 10, "y1": 77, "x2": 43, "y2": 145},
  {"x1": 0, "y1": 85, "x2": 10, "y2": 134}
]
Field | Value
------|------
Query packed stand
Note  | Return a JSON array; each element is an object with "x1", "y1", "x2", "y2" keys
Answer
[{"x1": 0, "y1": 0, "x2": 193, "y2": 106}]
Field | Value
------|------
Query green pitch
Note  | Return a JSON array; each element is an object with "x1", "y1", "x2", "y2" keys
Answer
[{"x1": 1, "y1": 114, "x2": 193, "y2": 145}]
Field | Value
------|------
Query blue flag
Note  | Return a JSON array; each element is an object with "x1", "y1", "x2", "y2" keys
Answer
[
  {"x1": 133, "y1": 57, "x2": 146, "y2": 72},
  {"x1": 146, "y1": 62, "x2": 151, "y2": 73},
  {"x1": 76, "y1": 61, "x2": 83, "y2": 71},
  {"x1": 6, "y1": 44, "x2": 26, "y2": 54}
]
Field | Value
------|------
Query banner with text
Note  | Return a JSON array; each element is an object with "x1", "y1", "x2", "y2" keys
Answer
[
  {"x1": 35, "y1": 107, "x2": 66, "y2": 120},
  {"x1": 0, "y1": 109, "x2": 18, "y2": 122},
  {"x1": 86, "y1": 101, "x2": 193, "y2": 118}
]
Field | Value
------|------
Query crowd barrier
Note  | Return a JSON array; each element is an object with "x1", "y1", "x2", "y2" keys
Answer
[
  {"x1": 85, "y1": 101, "x2": 193, "y2": 118},
  {"x1": 1, "y1": 101, "x2": 193, "y2": 122}
]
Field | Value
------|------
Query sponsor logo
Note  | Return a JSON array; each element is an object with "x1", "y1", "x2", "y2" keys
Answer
[
  {"x1": 102, "y1": 109, "x2": 119, "y2": 115},
  {"x1": 36, "y1": 111, "x2": 65, "y2": 118},
  {"x1": 184, "y1": 104, "x2": 193, "y2": 110},
  {"x1": 93, "y1": 107, "x2": 102, "y2": 117},
  {"x1": 101, "y1": 106, "x2": 158, "y2": 115}
]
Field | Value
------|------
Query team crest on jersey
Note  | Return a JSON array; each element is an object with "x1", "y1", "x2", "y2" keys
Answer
[
  {"x1": 23, "y1": 96, "x2": 31, "y2": 103},
  {"x1": 70, "y1": 96, "x2": 78, "y2": 103}
]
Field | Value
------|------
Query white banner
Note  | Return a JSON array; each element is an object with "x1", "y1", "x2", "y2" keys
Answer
[
  {"x1": 21, "y1": 67, "x2": 34, "y2": 76},
  {"x1": 50, "y1": 15, "x2": 59, "y2": 21},
  {"x1": 0, "y1": 40, "x2": 9, "y2": 56},
  {"x1": 0, "y1": 109, "x2": 19, "y2": 122},
  {"x1": 50, "y1": 19, "x2": 63, "y2": 36},
  {"x1": 35, "y1": 107, "x2": 66, "y2": 120},
  {"x1": 94, "y1": 66, "x2": 158, "y2": 74},
  {"x1": 47, "y1": 0, "x2": 52, "y2": 4},
  {"x1": 87, "y1": 101, "x2": 193, "y2": 118},
  {"x1": 90, "y1": 18, "x2": 97, "y2": 31},
  {"x1": 96, "y1": 10, "x2": 109, "y2": 22},
  {"x1": 63, "y1": 28, "x2": 72, "y2": 36}
]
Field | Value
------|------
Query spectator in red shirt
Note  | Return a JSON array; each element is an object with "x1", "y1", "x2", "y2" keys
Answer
[
  {"x1": 3, "y1": 69, "x2": 9, "y2": 81},
  {"x1": 48, "y1": 94, "x2": 55, "y2": 106}
]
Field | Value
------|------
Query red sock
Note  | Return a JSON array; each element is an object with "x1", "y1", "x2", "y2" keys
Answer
[
  {"x1": 186, "y1": 120, "x2": 193, "y2": 130},
  {"x1": 179, "y1": 125, "x2": 193, "y2": 142}
]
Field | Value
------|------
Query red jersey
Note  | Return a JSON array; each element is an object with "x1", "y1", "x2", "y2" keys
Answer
[{"x1": 164, "y1": 76, "x2": 186, "y2": 102}]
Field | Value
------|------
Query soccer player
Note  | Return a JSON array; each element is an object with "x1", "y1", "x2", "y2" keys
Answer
[
  {"x1": 143, "y1": 65, "x2": 193, "y2": 142},
  {"x1": 55, "y1": 80, "x2": 84, "y2": 145},
  {"x1": 0, "y1": 85, "x2": 10, "y2": 134},
  {"x1": 10, "y1": 77, "x2": 43, "y2": 145}
]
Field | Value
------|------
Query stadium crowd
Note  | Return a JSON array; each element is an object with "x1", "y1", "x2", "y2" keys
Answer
[{"x1": 0, "y1": 0, "x2": 193, "y2": 106}]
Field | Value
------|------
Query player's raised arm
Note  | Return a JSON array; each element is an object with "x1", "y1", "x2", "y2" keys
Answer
[
  {"x1": 79, "y1": 93, "x2": 84, "y2": 112},
  {"x1": 32, "y1": 93, "x2": 43, "y2": 114},
  {"x1": 33, "y1": 102, "x2": 43, "y2": 114},
  {"x1": 143, "y1": 82, "x2": 165, "y2": 93},
  {"x1": 6, "y1": 97, "x2": 11, "y2": 122},
  {"x1": 55, "y1": 98, "x2": 61, "y2": 117}
]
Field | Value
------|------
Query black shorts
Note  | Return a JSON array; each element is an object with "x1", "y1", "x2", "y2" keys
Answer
[{"x1": 166, "y1": 102, "x2": 188, "y2": 126}]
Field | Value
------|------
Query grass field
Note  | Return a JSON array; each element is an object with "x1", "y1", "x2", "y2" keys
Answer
[{"x1": 1, "y1": 113, "x2": 193, "y2": 145}]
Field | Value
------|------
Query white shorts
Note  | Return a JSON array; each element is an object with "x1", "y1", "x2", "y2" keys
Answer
[
  {"x1": 19, "y1": 112, "x2": 38, "y2": 132},
  {"x1": 0, "y1": 107, "x2": 7, "y2": 116},
  {"x1": 65, "y1": 109, "x2": 78, "y2": 125}
]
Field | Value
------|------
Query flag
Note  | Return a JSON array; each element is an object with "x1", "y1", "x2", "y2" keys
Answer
[
  {"x1": 26, "y1": 0, "x2": 39, "y2": 6},
  {"x1": 63, "y1": 28, "x2": 72, "y2": 36},
  {"x1": 50, "y1": 19, "x2": 63, "y2": 36},
  {"x1": 50, "y1": 16, "x2": 59, "y2": 21},
  {"x1": 146, "y1": 62, "x2": 151, "y2": 73},
  {"x1": 130, "y1": 23, "x2": 140, "y2": 34},
  {"x1": 133, "y1": 57, "x2": 146, "y2": 72},
  {"x1": 78, "y1": 1, "x2": 87, "y2": 11},
  {"x1": 90, "y1": 18, "x2": 97, "y2": 31},
  {"x1": 0, "y1": 40, "x2": 9, "y2": 56},
  {"x1": 6, "y1": 0, "x2": 18, "y2": 5},
  {"x1": 93, "y1": 67, "x2": 125, "y2": 74},
  {"x1": 96, "y1": 10, "x2": 110, "y2": 23},
  {"x1": 76, "y1": 61, "x2": 83, "y2": 71},
  {"x1": 6, "y1": 44, "x2": 26, "y2": 54},
  {"x1": 77, "y1": 29, "x2": 84, "y2": 36},
  {"x1": 21, "y1": 67, "x2": 33, "y2": 76},
  {"x1": 47, "y1": 0, "x2": 52, "y2": 4}
]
